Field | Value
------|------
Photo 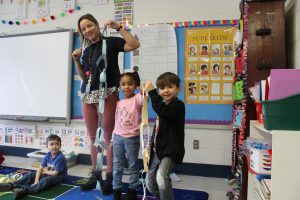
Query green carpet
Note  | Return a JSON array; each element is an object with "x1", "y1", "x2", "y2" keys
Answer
[
  {"x1": 0, "y1": 184, "x2": 74, "y2": 200},
  {"x1": 0, "y1": 193, "x2": 41, "y2": 200},
  {"x1": 30, "y1": 184, "x2": 74, "y2": 199}
]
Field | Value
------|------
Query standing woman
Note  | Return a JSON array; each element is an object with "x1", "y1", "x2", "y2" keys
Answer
[{"x1": 72, "y1": 13, "x2": 140, "y2": 195}]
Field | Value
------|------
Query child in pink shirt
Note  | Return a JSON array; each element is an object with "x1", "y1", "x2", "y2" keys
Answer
[{"x1": 112, "y1": 70, "x2": 143, "y2": 200}]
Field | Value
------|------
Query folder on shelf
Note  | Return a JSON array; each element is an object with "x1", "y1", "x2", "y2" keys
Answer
[{"x1": 269, "y1": 69, "x2": 300, "y2": 100}]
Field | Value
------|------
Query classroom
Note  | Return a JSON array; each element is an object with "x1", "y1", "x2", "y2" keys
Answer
[{"x1": 0, "y1": 0, "x2": 299, "y2": 200}]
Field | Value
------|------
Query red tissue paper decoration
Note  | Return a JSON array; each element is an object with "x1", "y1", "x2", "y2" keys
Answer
[{"x1": 41, "y1": 18, "x2": 47, "y2": 22}]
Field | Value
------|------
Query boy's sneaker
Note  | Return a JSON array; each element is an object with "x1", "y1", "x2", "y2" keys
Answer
[
  {"x1": 13, "y1": 188, "x2": 27, "y2": 200},
  {"x1": 0, "y1": 183, "x2": 13, "y2": 192},
  {"x1": 80, "y1": 170, "x2": 102, "y2": 191},
  {"x1": 102, "y1": 172, "x2": 113, "y2": 195},
  {"x1": 124, "y1": 188, "x2": 137, "y2": 200},
  {"x1": 113, "y1": 189, "x2": 122, "y2": 200}
]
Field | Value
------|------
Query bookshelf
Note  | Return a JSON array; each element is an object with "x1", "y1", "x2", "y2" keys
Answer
[{"x1": 247, "y1": 120, "x2": 300, "y2": 200}]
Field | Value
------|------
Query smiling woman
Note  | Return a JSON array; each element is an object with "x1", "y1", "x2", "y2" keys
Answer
[{"x1": 71, "y1": 13, "x2": 140, "y2": 195}]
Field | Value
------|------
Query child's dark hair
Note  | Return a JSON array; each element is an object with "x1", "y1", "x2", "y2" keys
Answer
[
  {"x1": 201, "y1": 65, "x2": 208, "y2": 70},
  {"x1": 202, "y1": 46, "x2": 208, "y2": 50},
  {"x1": 120, "y1": 69, "x2": 141, "y2": 87},
  {"x1": 156, "y1": 72, "x2": 180, "y2": 88},
  {"x1": 213, "y1": 64, "x2": 219, "y2": 70},
  {"x1": 225, "y1": 65, "x2": 231, "y2": 69},
  {"x1": 46, "y1": 134, "x2": 61, "y2": 145}
]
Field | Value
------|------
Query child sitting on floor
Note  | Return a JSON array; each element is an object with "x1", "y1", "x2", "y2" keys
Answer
[{"x1": 0, "y1": 134, "x2": 67, "y2": 200}]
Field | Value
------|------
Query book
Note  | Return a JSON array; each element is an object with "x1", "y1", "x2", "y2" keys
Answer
[
  {"x1": 262, "y1": 179, "x2": 271, "y2": 196},
  {"x1": 255, "y1": 178, "x2": 271, "y2": 200}
]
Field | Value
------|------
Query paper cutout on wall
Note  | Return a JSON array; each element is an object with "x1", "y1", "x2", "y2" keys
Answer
[
  {"x1": 60, "y1": 127, "x2": 73, "y2": 148},
  {"x1": 0, "y1": 125, "x2": 5, "y2": 143},
  {"x1": 130, "y1": 24, "x2": 177, "y2": 84},
  {"x1": 233, "y1": 80, "x2": 243, "y2": 100},
  {"x1": 73, "y1": 129, "x2": 87, "y2": 148},
  {"x1": 36, "y1": 0, "x2": 50, "y2": 18},
  {"x1": 15, "y1": 0, "x2": 28, "y2": 20},
  {"x1": 63, "y1": 0, "x2": 75, "y2": 11}
]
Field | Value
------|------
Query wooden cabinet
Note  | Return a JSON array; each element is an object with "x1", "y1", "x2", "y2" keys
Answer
[
  {"x1": 247, "y1": 121, "x2": 300, "y2": 200},
  {"x1": 245, "y1": 0, "x2": 286, "y2": 143},
  {"x1": 247, "y1": 0, "x2": 286, "y2": 88},
  {"x1": 232, "y1": 2, "x2": 286, "y2": 199}
]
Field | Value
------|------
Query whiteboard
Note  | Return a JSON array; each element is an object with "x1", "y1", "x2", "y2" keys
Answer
[{"x1": 0, "y1": 30, "x2": 73, "y2": 121}]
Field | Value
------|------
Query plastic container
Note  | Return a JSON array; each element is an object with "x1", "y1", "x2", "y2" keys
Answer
[
  {"x1": 250, "y1": 147, "x2": 272, "y2": 175},
  {"x1": 27, "y1": 150, "x2": 77, "y2": 168},
  {"x1": 262, "y1": 93, "x2": 300, "y2": 130}
]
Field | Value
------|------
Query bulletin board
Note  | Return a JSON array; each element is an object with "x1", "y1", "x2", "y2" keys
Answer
[
  {"x1": 185, "y1": 27, "x2": 235, "y2": 104},
  {"x1": 71, "y1": 22, "x2": 238, "y2": 125}
]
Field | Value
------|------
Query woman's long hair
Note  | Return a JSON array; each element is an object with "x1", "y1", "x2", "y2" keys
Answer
[{"x1": 77, "y1": 14, "x2": 103, "y2": 50}]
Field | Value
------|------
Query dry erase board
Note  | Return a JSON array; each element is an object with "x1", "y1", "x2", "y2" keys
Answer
[{"x1": 0, "y1": 30, "x2": 73, "y2": 121}]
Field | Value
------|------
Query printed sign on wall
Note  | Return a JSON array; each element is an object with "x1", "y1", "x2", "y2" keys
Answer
[
  {"x1": 114, "y1": 0, "x2": 133, "y2": 26},
  {"x1": 185, "y1": 27, "x2": 235, "y2": 104},
  {"x1": 36, "y1": 0, "x2": 50, "y2": 18}
]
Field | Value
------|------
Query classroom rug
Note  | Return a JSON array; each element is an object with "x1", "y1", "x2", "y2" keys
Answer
[{"x1": 0, "y1": 166, "x2": 209, "y2": 200}]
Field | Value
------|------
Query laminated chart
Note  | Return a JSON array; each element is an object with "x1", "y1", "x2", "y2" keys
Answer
[
  {"x1": 185, "y1": 27, "x2": 235, "y2": 104},
  {"x1": 0, "y1": 125, "x2": 35, "y2": 145}
]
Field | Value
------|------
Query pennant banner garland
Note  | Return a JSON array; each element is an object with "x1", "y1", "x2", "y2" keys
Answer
[
  {"x1": 1, "y1": 4, "x2": 239, "y2": 31},
  {"x1": 1, "y1": 5, "x2": 81, "y2": 26}
]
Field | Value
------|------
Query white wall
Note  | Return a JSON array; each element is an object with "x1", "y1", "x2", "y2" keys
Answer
[
  {"x1": 0, "y1": 0, "x2": 241, "y2": 34},
  {"x1": 184, "y1": 125, "x2": 232, "y2": 166},
  {"x1": 0, "y1": 0, "x2": 240, "y2": 166},
  {"x1": 285, "y1": 0, "x2": 300, "y2": 69}
]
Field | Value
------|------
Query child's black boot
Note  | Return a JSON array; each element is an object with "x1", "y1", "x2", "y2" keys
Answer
[
  {"x1": 113, "y1": 189, "x2": 122, "y2": 200},
  {"x1": 80, "y1": 170, "x2": 102, "y2": 191},
  {"x1": 102, "y1": 172, "x2": 113, "y2": 195},
  {"x1": 124, "y1": 188, "x2": 137, "y2": 200}
]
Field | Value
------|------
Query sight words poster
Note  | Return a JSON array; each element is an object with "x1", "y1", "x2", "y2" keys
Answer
[{"x1": 185, "y1": 27, "x2": 235, "y2": 104}]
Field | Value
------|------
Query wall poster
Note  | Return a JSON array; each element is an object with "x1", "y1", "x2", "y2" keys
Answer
[
  {"x1": 114, "y1": 0, "x2": 133, "y2": 26},
  {"x1": 185, "y1": 27, "x2": 235, "y2": 104}
]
